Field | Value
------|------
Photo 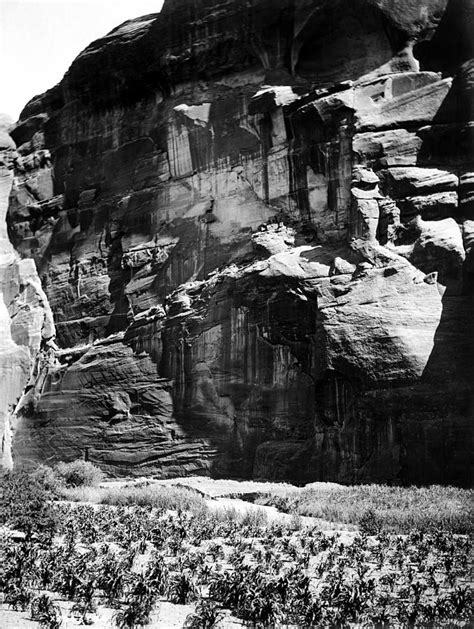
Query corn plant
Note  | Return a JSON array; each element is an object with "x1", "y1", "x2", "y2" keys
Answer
[
  {"x1": 30, "y1": 594, "x2": 62, "y2": 629},
  {"x1": 184, "y1": 598, "x2": 226, "y2": 628},
  {"x1": 71, "y1": 578, "x2": 97, "y2": 625},
  {"x1": 5, "y1": 584, "x2": 32, "y2": 611},
  {"x1": 114, "y1": 597, "x2": 154, "y2": 629},
  {"x1": 167, "y1": 569, "x2": 197, "y2": 604}
]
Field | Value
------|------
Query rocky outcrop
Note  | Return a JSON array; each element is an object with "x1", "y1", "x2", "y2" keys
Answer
[
  {"x1": 0, "y1": 116, "x2": 55, "y2": 469},
  {"x1": 2, "y1": 0, "x2": 473, "y2": 484}
]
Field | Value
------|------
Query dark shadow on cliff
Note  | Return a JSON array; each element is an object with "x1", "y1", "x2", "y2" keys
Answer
[
  {"x1": 414, "y1": 0, "x2": 474, "y2": 75},
  {"x1": 410, "y1": 60, "x2": 474, "y2": 486},
  {"x1": 104, "y1": 223, "x2": 130, "y2": 337},
  {"x1": 417, "y1": 280, "x2": 474, "y2": 486},
  {"x1": 293, "y1": 0, "x2": 408, "y2": 85}
]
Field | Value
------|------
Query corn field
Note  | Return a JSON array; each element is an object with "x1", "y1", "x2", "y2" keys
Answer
[{"x1": 1, "y1": 497, "x2": 473, "y2": 628}]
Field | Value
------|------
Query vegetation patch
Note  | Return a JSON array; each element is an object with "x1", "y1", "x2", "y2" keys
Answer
[
  {"x1": 1, "y1": 468, "x2": 472, "y2": 627},
  {"x1": 0, "y1": 468, "x2": 57, "y2": 541},
  {"x1": 255, "y1": 483, "x2": 474, "y2": 534},
  {"x1": 54, "y1": 459, "x2": 104, "y2": 488},
  {"x1": 59, "y1": 481, "x2": 208, "y2": 513}
]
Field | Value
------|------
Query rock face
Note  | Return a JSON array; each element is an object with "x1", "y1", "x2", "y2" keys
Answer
[
  {"x1": 0, "y1": 116, "x2": 55, "y2": 469},
  {"x1": 2, "y1": 0, "x2": 473, "y2": 484}
]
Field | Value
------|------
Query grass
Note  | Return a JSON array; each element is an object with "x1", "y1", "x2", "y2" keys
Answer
[
  {"x1": 255, "y1": 484, "x2": 473, "y2": 534},
  {"x1": 60, "y1": 483, "x2": 276, "y2": 530},
  {"x1": 60, "y1": 483, "x2": 208, "y2": 513},
  {"x1": 2, "y1": 469, "x2": 473, "y2": 627}
]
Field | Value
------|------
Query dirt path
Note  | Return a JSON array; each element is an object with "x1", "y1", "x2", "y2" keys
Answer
[{"x1": 1, "y1": 476, "x2": 355, "y2": 628}]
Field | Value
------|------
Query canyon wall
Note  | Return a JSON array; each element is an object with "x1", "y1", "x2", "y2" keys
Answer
[
  {"x1": 2, "y1": 0, "x2": 473, "y2": 484},
  {"x1": 0, "y1": 116, "x2": 55, "y2": 469}
]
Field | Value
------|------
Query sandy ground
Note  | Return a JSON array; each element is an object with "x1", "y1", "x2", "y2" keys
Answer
[
  {"x1": 0, "y1": 599, "x2": 248, "y2": 628},
  {"x1": 205, "y1": 495, "x2": 353, "y2": 532},
  {"x1": 0, "y1": 601, "x2": 195, "y2": 628},
  {"x1": 1, "y1": 477, "x2": 351, "y2": 627}
]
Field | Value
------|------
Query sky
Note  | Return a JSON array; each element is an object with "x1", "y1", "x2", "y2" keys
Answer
[{"x1": 0, "y1": 0, "x2": 165, "y2": 121}]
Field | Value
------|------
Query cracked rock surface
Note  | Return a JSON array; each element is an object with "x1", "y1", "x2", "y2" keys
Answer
[{"x1": 1, "y1": 0, "x2": 473, "y2": 484}]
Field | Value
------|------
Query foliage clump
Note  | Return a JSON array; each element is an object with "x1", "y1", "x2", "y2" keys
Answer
[
  {"x1": 359, "y1": 508, "x2": 382, "y2": 535},
  {"x1": 54, "y1": 459, "x2": 104, "y2": 488},
  {"x1": 0, "y1": 468, "x2": 57, "y2": 539},
  {"x1": 256, "y1": 483, "x2": 474, "y2": 534},
  {"x1": 1, "y1": 472, "x2": 472, "y2": 627},
  {"x1": 31, "y1": 593, "x2": 62, "y2": 628}
]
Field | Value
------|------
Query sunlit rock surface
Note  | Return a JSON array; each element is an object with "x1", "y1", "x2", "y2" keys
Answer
[
  {"x1": 0, "y1": 115, "x2": 55, "y2": 469},
  {"x1": 2, "y1": 0, "x2": 473, "y2": 484}
]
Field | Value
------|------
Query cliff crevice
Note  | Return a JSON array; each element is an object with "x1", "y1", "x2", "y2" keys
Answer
[{"x1": 1, "y1": 0, "x2": 473, "y2": 484}]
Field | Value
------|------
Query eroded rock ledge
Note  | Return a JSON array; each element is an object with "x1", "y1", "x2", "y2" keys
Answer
[{"x1": 2, "y1": 0, "x2": 473, "y2": 484}]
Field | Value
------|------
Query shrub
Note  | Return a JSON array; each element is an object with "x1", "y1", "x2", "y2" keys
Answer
[
  {"x1": 57, "y1": 485, "x2": 103, "y2": 502},
  {"x1": 0, "y1": 468, "x2": 57, "y2": 539},
  {"x1": 359, "y1": 509, "x2": 382, "y2": 535},
  {"x1": 55, "y1": 460, "x2": 104, "y2": 488},
  {"x1": 31, "y1": 464, "x2": 61, "y2": 494}
]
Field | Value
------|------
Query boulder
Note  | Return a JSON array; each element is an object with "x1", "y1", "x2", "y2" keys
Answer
[
  {"x1": 1, "y1": 0, "x2": 473, "y2": 485},
  {"x1": 410, "y1": 218, "x2": 465, "y2": 286}
]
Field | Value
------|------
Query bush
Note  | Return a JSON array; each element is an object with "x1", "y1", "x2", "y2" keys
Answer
[
  {"x1": 0, "y1": 468, "x2": 57, "y2": 539},
  {"x1": 54, "y1": 460, "x2": 104, "y2": 488},
  {"x1": 31, "y1": 464, "x2": 61, "y2": 494},
  {"x1": 359, "y1": 509, "x2": 382, "y2": 535}
]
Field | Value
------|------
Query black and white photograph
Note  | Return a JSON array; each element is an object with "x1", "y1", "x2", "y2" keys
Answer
[{"x1": 0, "y1": 0, "x2": 473, "y2": 626}]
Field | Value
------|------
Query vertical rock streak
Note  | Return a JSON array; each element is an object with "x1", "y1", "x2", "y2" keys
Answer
[
  {"x1": 1, "y1": 0, "x2": 473, "y2": 484},
  {"x1": 0, "y1": 117, "x2": 56, "y2": 469}
]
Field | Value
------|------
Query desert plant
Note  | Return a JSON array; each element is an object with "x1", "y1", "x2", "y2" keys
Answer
[
  {"x1": 2, "y1": 476, "x2": 471, "y2": 629},
  {"x1": 207, "y1": 541, "x2": 224, "y2": 562},
  {"x1": 113, "y1": 572, "x2": 158, "y2": 627},
  {"x1": 55, "y1": 459, "x2": 104, "y2": 488},
  {"x1": 450, "y1": 585, "x2": 473, "y2": 619},
  {"x1": 30, "y1": 464, "x2": 62, "y2": 494},
  {"x1": 0, "y1": 469, "x2": 57, "y2": 540},
  {"x1": 96, "y1": 554, "x2": 128, "y2": 604},
  {"x1": 359, "y1": 508, "x2": 382, "y2": 535},
  {"x1": 145, "y1": 555, "x2": 169, "y2": 596}
]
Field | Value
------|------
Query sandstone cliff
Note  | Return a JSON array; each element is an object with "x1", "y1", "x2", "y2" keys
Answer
[
  {"x1": 0, "y1": 115, "x2": 55, "y2": 469},
  {"x1": 2, "y1": 0, "x2": 473, "y2": 484}
]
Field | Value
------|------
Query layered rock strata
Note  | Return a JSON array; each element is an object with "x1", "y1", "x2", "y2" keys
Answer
[
  {"x1": 0, "y1": 116, "x2": 55, "y2": 469},
  {"x1": 2, "y1": 0, "x2": 473, "y2": 484}
]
